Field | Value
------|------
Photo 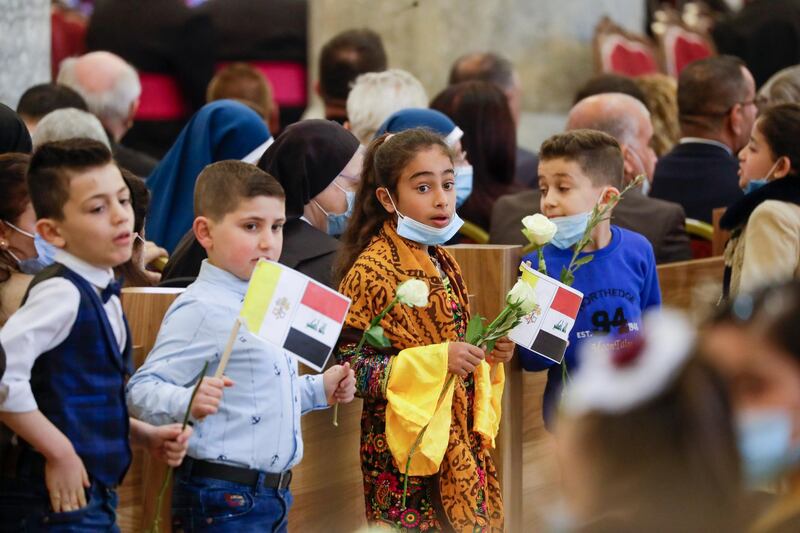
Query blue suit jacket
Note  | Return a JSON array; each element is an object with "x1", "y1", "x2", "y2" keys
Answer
[{"x1": 651, "y1": 141, "x2": 743, "y2": 224}]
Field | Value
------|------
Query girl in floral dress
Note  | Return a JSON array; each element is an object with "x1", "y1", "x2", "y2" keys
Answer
[{"x1": 335, "y1": 128, "x2": 512, "y2": 531}]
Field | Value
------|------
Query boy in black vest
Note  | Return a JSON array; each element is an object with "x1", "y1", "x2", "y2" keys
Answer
[{"x1": 0, "y1": 139, "x2": 192, "y2": 531}]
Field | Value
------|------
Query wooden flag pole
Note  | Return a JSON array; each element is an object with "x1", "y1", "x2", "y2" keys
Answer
[{"x1": 215, "y1": 318, "x2": 243, "y2": 379}]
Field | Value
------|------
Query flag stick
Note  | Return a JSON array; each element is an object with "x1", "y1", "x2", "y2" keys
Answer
[{"x1": 215, "y1": 318, "x2": 243, "y2": 379}]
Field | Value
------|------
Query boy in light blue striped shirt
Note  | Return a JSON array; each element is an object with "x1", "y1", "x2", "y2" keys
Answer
[{"x1": 126, "y1": 161, "x2": 355, "y2": 532}]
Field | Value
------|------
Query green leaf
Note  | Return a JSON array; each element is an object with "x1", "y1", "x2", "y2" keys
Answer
[
  {"x1": 485, "y1": 339, "x2": 497, "y2": 353},
  {"x1": 466, "y1": 315, "x2": 486, "y2": 345},
  {"x1": 560, "y1": 267, "x2": 575, "y2": 287},
  {"x1": 364, "y1": 325, "x2": 392, "y2": 348},
  {"x1": 572, "y1": 254, "x2": 594, "y2": 268}
]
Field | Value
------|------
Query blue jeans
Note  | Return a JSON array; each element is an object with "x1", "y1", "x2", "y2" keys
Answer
[
  {"x1": 0, "y1": 477, "x2": 119, "y2": 532},
  {"x1": 171, "y1": 470, "x2": 293, "y2": 532}
]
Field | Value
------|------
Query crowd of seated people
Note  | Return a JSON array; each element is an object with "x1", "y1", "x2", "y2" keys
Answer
[{"x1": 3, "y1": 2, "x2": 800, "y2": 531}]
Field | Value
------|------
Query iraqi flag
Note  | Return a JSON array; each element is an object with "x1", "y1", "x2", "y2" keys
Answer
[
  {"x1": 508, "y1": 263, "x2": 583, "y2": 363},
  {"x1": 240, "y1": 260, "x2": 351, "y2": 371}
]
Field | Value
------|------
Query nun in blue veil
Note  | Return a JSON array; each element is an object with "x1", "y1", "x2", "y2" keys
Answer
[{"x1": 145, "y1": 99, "x2": 269, "y2": 252}]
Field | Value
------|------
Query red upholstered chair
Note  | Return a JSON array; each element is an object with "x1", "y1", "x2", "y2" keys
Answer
[
  {"x1": 652, "y1": 7, "x2": 716, "y2": 77},
  {"x1": 51, "y1": 7, "x2": 87, "y2": 80},
  {"x1": 594, "y1": 17, "x2": 661, "y2": 77}
]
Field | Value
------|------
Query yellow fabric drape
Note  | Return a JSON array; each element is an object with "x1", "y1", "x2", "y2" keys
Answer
[{"x1": 385, "y1": 342, "x2": 505, "y2": 476}]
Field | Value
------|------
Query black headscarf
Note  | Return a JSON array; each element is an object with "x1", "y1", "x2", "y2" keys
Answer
[
  {"x1": 0, "y1": 103, "x2": 32, "y2": 154},
  {"x1": 257, "y1": 119, "x2": 358, "y2": 220}
]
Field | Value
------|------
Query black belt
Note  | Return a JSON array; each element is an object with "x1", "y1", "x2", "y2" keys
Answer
[{"x1": 181, "y1": 458, "x2": 292, "y2": 490}]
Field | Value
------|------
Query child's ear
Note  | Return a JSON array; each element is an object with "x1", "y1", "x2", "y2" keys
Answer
[
  {"x1": 774, "y1": 155, "x2": 792, "y2": 179},
  {"x1": 35, "y1": 219, "x2": 66, "y2": 249},
  {"x1": 193, "y1": 216, "x2": 214, "y2": 250},
  {"x1": 375, "y1": 188, "x2": 395, "y2": 214},
  {"x1": 599, "y1": 186, "x2": 621, "y2": 207}
]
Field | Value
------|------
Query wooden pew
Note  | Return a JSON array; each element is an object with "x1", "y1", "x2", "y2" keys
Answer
[
  {"x1": 656, "y1": 256, "x2": 724, "y2": 311},
  {"x1": 447, "y1": 245, "x2": 527, "y2": 533},
  {"x1": 118, "y1": 287, "x2": 184, "y2": 532}
]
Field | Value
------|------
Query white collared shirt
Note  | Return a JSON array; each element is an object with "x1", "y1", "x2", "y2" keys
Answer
[
  {"x1": 679, "y1": 137, "x2": 734, "y2": 156},
  {"x1": 0, "y1": 249, "x2": 126, "y2": 411}
]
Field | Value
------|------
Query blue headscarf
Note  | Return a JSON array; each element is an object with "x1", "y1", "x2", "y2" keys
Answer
[
  {"x1": 373, "y1": 108, "x2": 463, "y2": 146},
  {"x1": 145, "y1": 100, "x2": 269, "y2": 252}
]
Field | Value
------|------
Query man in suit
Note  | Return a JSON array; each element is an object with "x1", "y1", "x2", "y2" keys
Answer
[
  {"x1": 58, "y1": 52, "x2": 158, "y2": 177},
  {"x1": 490, "y1": 92, "x2": 692, "y2": 264},
  {"x1": 448, "y1": 52, "x2": 538, "y2": 188},
  {"x1": 650, "y1": 56, "x2": 757, "y2": 224}
]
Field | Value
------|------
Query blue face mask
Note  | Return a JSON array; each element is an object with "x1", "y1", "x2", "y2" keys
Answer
[
  {"x1": 455, "y1": 165, "x2": 473, "y2": 208},
  {"x1": 315, "y1": 182, "x2": 355, "y2": 236},
  {"x1": 737, "y1": 409, "x2": 800, "y2": 486},
  {"x1": 384, "y1": 190, "x2": 464, "y2": 245},
  {"x1": 550, "y1": 211, "x2": 591, "y2": 250},
  {"x1": 2, "y1": 220, "x2": 58, "y2": 274},
  {"x1": 741, "y1": 159, "x2": 781, "y2": 195}
]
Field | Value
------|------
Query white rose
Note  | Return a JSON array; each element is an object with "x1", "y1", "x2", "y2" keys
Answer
[
  {"x1": 521, "y1": 214, "x2": 557, "y2": 246},
  {"x1": 396, "y1": 279, "x2": 429, "y2": 307},
  {"x1": 506, "y1": 279, "x2": 537, "y2": 315}
]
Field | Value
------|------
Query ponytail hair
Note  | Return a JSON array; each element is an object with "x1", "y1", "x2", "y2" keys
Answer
[{"x1": 334, "y1": 128, "x2": 452, "y2": 285}]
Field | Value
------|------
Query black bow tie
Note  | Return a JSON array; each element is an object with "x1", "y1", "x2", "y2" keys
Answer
[{"x1": 101, "y1": 280, "x2": 122, "y2": 303}]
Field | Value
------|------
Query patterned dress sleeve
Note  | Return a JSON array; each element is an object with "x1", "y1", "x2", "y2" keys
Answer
[{"x1": 336, "y1": 327, "x2": 394, "y2": 400}]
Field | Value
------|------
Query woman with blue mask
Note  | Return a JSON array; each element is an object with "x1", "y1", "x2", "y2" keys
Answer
[
  {"x1": 722, "y1": 103, "x2": 800, "y2": 298},
  {"x1": 704, "y1": 281, "x2": 800, "y2": 533},
  {"x1": 145, "y1": 99, "x2": 271, "y2": 253},
  {"x1": 161, "y1": 120, "x2": 360, "y2": 288},
  {"x1": 374, "y1": 108, "x2": 473, "y2": 210},
  {"x1": 0, "y1": 154, "x2": 41, "y2": 326}
]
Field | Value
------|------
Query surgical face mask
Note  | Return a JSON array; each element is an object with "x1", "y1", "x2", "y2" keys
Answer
[
  {"x1": 736, "y1": 409, "x2": 800, "y2": 486},
  {"x1": 550, "y1": 211, "x2": 591, "y2": 250},
  {"x1": 383, "y1": 189, "x2": 464, "y2": 245},
  {"x1": 313, "y1": 182, "x2": 355, "y2": 236},
  {"x1": 742, "y1": 159, "x2": 781, "y2": 195},
  {"x1": 454, "y1": 164, "x2": 473, "y2": 208},
  {"x1": 2, "y1": 220, "x2": 57, "y2": 274}
]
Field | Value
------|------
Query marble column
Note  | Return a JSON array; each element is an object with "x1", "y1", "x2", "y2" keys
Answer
[{"x1": 0, "y1": 0, "x2": 50, "y2": 109}]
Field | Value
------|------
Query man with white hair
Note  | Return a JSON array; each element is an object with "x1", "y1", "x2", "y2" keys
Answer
[
  {"x1": 345, "y1": 69, "x2": 428, "y2": 145},
  {"x1": 31, "y1": 108, "x2": 111, "y2": 149},
  {"x1": 490, "y1": 92, "x2": 691, "y2": 263},
  {"x1": 57, "y1": 51, "x2": 157, "y2": 176}
]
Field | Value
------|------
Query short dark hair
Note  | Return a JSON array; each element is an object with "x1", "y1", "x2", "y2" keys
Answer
[
  {"x1": 678, "y1": 55, "x2": 749, "y2": 132},
  {"x1": 574, "y1": 74, "x2": 648, "y2": 106},
  {"x1": 318, "y1": 29, "x2": 387, "y2": 102},
  {"x1": 194, "y1": 160, "x2": 285, "y2": 221},
  {"x1": 207, "y1": 63, "x2": 273, "y2": 120},
  {"x1": 448, "y1": 52, "x2": 515, "y2": 91},
  {"x1": 539, "y1": 129, "x2": 623, "y2": 188},
  {"x1": 16, "y1": 83, "x2": 88, "y2": 120},
  {"x1": 27, "y1": 138, "x2": 113, "y2": 220},
  {"x1": 757, "y1": 102, "x2": 800, "y2": 177}
]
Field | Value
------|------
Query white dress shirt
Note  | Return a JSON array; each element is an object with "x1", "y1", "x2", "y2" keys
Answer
[{"x1": 0, "y1": 249, "x2": 126, "y2": 411}]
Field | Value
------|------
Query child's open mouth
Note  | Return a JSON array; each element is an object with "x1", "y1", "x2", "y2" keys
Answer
[{"x1": 429, "y1": 215, "x2": 450, "y2": 228}]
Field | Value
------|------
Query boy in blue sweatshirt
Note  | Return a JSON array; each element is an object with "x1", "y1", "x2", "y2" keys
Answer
[
  {"x1": 0, "y1": 139, "x2": 191, "y2": 530},
  {"x1": 519, "y1": 130, "x2": 661, "y2": 427}
]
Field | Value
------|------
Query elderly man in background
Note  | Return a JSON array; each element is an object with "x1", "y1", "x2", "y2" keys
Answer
[
  {"x1": 58, "y1": 51, "x2": 158, "y2": 176},
  {"x1": 31, "y1": 108, "x2": 110, "y2": 149},
  {"x1": 345, "y1": 69, "x2": 428, "y2": 146},
  {"x1": 490, "y1": 92, "x2": 691, "y2": 264}
]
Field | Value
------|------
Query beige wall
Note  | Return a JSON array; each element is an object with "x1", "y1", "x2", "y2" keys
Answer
[{"x1": 309, "y1": 0, "x2": 645, "y2": 148}]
